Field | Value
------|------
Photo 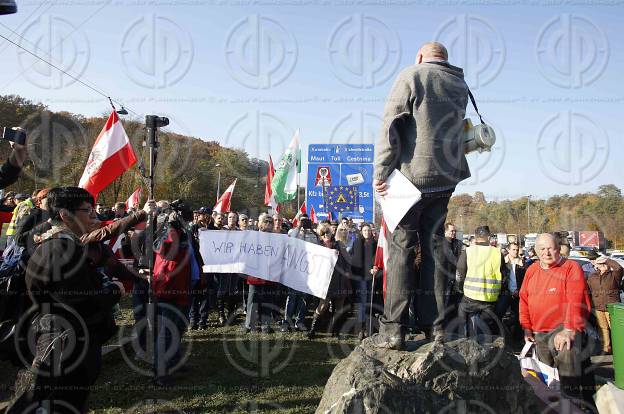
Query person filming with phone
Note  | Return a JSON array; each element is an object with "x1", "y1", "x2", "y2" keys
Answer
[{"x1": 0, "y1": 127, "x2": 28, "y2": 189}]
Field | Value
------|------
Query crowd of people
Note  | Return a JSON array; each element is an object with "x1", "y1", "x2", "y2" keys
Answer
[
  {"x1": 2, "y1": 41, "x2": 622, "y2": 414},
  {"x1": 3, "y1": 187, "x2": 622, "y2": 413},
  {"x1": 0, "y1": 188, "x2": 391, "y2": 411}
]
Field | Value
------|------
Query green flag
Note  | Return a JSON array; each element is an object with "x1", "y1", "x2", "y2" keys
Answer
[{"x1": 271, "y1": 130, "x2": 299, "y2": 203}]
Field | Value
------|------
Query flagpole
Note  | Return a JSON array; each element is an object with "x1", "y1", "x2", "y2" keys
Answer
[
  {"x1": 144, "y1": 115, "x2": 168, "y2": 383},
  {"x1": 296, "y1": 156, "x2": 300, "y2": 216}
]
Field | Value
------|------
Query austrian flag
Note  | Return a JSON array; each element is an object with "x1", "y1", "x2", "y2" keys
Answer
[{"x1": 79, "y1": 112, "x2": 137, "y2": 198}]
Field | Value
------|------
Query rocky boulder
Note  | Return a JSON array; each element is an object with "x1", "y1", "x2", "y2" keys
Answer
[{"x1": 316, "y1": 336, "x2": 542, "y2": 414}]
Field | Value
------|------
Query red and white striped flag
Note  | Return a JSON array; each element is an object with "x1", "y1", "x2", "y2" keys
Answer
[
  {"x1": 214, "y1": 179, "x2": 237, "y2": 213},
  {"x1": 292, "y1": 201, "x2": 307, "y2": 227},
  {"x1": 309, "y1": 205, "x2": 318, "y2": 224},
  {"x1": 373, "y1": 218, "x2": 388, "y2": 301},
  {"x1": 79, "y1": 112, "x2": 137, "y2": 198},
  {"x1": 125, "y1": 187, "x2": 142, "y2": 210},
  {"x1": 264, "y1": 156, "x2": 280, "y2": 213}
]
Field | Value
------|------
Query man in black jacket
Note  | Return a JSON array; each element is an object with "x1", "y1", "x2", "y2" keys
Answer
[
  {"x1": 495, "y1": 242, "x2": 526, "y2": 345},
  {"x1": 7, "y1": 187, "x2": 125, "y2": 414}
]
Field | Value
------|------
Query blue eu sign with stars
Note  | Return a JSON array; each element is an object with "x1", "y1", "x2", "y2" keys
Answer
[
  {"x1": 307, "y1": 144, "x2": 374, "y2": 223},
  {"x1": 326, "y1": 186, "x2": 359, "y2": 213}
]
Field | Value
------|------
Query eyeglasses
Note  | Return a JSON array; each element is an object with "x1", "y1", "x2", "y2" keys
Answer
[{"x1": 240, "y1": 218, "x2": 248, "y2": 221}]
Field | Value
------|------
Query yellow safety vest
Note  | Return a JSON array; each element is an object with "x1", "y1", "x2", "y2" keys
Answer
[
  {"x1": 464, "y1": 245, "x2": 502, "y2": 302},
  {"x1": 6, "y1": 199, "x2": 34, "y2": 236}
]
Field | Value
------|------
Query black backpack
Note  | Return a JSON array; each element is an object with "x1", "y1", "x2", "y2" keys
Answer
[{"x1": 0, "y1": 262, "x2": 33, "y2": 364}]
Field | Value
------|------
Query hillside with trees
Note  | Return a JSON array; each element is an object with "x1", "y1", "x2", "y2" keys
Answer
[
  {"x1": 0, "y1": 94, "x2": 272, "y2": 216},
  {"x1": 447, "y1": 185, "x2": 624, "y2": 249}
]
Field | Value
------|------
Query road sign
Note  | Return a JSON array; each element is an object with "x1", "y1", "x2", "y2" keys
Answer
[{"x1": 307, "y1": 144, "x2": 374, "y2": 222}]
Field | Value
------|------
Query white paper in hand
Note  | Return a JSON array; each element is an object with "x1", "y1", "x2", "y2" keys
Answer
[{"x1": 375, "y1": 169, "x2": 422, "y2": 233}]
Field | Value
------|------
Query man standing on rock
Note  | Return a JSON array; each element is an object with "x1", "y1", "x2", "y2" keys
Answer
[{"x1": 372, "y1": 42, "x2": 471, "y2": 349}]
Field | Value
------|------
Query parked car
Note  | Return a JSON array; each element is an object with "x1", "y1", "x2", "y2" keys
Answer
[{"x1": 567, "y1": 256, "x2": 594, "y2": 279}]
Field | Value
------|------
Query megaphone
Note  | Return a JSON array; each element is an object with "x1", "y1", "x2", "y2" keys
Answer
[
  {"x1": 463, "y1": 118, "x2": 496, "y2": 154},
  {"x1": 0, "y1": 1, "x2": 17, "y2": 15}
]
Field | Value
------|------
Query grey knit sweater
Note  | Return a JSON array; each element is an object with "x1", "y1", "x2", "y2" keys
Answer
[{"x1": 374, "y1": 61, "x2": 471, "y2": 190}]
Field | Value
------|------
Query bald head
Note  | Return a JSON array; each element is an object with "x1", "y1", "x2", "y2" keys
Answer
[
  {"x1": 416, "y1": 42, "x2": 448, "y2": 64},
  {"x1": 535, "y1": 233, "x2": 561, "y2": 267}
]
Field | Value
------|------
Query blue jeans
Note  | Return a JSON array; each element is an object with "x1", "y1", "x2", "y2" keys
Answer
[
  {"x1": 283, "y1": 288, "x2": 308, "y2": 326},
  {"x1": 188, "y1": 281, "x2": 210, "y2": 326},
  {"x1": 354, "y1": 279, "x2": 370, "y2": 324}
]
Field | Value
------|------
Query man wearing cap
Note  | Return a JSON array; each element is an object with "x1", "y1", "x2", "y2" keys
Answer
[
  {"x1": 587, "y1": 255, "x2": 623, "y2": 354},
  {"x1": 372, "y1": 42, "x2": 471, "y2": 349}
]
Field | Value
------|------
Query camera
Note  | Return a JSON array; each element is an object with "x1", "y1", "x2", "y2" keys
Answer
[
  {"x1": 2, "y1": 127, "x2": 26, "y2": 145},
  {"x1": 301, "y1": 218, "x2": 312, "y2": 230},
  {"x1": 145, "y1": 115, "x2": 169, "y2": 129},
  {"x1": 169, "y1": 199, "x2": 193, "y2": 223},
  {"x1": 0, "y1": 1, "x2": 17, "y2": 15}
]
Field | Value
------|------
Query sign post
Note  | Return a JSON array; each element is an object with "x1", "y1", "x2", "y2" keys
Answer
[{"x1": 307, "y1": 144, "x2": 374, "y2": 223}]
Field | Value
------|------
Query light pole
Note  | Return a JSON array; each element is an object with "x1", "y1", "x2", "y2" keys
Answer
[
  {"x1": 215, "y1": 163, "x2": 222, "y2": 202},
  {"x1": 527, "y1": 195, "x2": 531, "y2": 234},
  {"x1": 459, "y1": 213, "x2": 463, "y2": 232}
]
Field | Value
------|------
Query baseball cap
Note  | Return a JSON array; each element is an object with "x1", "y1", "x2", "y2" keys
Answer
[
  {"x1": 595, "y1": 256, "x2": 608, "y2": 265},
  {"x1": 198, "y1": 206, "x2": 212, "y2": 215}
]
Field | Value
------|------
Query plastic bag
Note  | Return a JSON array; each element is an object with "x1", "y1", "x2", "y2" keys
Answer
[{"x1": 518, "y1": 341, "x2": 560, "y2": 389}]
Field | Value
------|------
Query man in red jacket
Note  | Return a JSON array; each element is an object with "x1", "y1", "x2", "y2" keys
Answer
[{"x1": 519, "y1": 233, "x2": 595, "y2": 406}]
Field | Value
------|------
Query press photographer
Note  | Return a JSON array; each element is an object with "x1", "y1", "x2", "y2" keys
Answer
[{"x1": 134, "y1": 199, "x2": 194, "y2": 386}]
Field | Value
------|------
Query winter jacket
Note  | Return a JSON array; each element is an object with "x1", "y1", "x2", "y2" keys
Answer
[{"x1": 587, "y1": 259, "x2": 623, "y2": 311}]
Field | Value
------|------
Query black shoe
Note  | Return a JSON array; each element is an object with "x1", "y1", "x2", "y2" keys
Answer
[
  {"x1": 295, "y1": 321, "x2": 308, "y2": 332},
  {"x1": 279, "y1": 322, "x2": 290, "y2": 333},
  {"x1": 218, "y1": 315, "x2": 226, "y2": 326},
  {"x1": 370, "y1": 333, "x2": 405, "y2": 351},
  {"x1": 153, "y1": 375, "x2": 174, "y2": 388},
  {"x1": 198, "y1": 324, "x2": 208, "y2": 331},
  {"x1": 189, "y1": 323, "x2": 198, "y2": 331},
  {"x1": 261, "y1": 326, "x2": 274, "y2": 334}
]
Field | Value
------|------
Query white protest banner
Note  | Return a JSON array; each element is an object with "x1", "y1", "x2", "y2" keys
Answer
[{"x1": 198, "y1": 230, "x2": 338, "y2": 299}]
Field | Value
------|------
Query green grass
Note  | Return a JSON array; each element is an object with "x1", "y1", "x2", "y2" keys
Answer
[{"x1": 1, "y1": 300, "x2": 360, "y2": 414}]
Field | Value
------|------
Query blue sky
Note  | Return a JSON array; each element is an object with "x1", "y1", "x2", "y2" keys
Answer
[{"x1": 0, "y1": 1, "x2": 622, "y2": 201}]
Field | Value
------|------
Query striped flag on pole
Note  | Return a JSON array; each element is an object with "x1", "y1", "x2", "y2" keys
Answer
[{"x1": 79, "y1": 112, "x2": 137, "y2": 198}]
